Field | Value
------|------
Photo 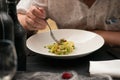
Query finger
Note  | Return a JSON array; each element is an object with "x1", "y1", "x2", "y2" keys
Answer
[
  {"x1": 26, "y1": 6, "x2": 47, "y2": 30},
  {"x1": 25, "y1": 16, "x2": 46, "y2": 30},
  {"x1": 27, "y1": 6, "x2": 47, "y2": 24},
  {"x1": 25, "y1": 17, "x2": 39, "y2": 30},
  {"x1": 36, "y1": 19, "x2": 47, "y2": 28},
  {"x1": 35, "y1": 20, "x2": 47, "y2": 30},
  {"x1": 26, "y1": 10, "x2": 46, "y2": 26},
  {"x1": 26, "y1": 10, "x2": 36, "y2": 21},
  {"x1": 31, "y1": 6, "x2": 46, "y2": 19},
  {"x1": 26, "y1": 12, "x2": 47, "y2": 29}
]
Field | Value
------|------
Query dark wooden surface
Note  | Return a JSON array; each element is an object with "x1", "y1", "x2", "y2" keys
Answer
[{"x1": 14, "y1": 45, "x2": 120, "y2": 80}]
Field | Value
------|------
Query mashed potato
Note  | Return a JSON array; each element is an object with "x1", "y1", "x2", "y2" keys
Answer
[{"x1": 44, "y1": 39, "x2": 75, "y2": 55}]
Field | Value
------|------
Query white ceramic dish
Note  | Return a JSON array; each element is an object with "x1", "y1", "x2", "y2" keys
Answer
[{"x1": 26, "y1": 29, "x2": 104, "y2": 59}]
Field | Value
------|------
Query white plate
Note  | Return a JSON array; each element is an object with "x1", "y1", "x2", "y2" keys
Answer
[{"x1": 26, "y1": 29, "x2": 104, "y2": 59}]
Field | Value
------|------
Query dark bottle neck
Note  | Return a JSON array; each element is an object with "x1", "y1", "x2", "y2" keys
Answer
[
  {"x1": 0, "y1": 0, "x2": 14, "y2": 41},
  {"x1": 0, "y1": 0, "x2": 7, "y2": 12},
  {"x1": 7, "y1": 1, "x2": 18, "y2": 22}
]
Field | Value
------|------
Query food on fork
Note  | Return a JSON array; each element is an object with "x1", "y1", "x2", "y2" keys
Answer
[{"x1": 44, "y1": 39, "x2": 75, "y2": 55}]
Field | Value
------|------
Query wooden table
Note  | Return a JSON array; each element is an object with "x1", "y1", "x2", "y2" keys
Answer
[{"x1": 24, "y1": 45, "x2": 120, "y2": 80}]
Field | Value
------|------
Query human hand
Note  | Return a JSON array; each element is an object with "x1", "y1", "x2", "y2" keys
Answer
[{"x1": 24, "y1": 6, "x2": 47, "y2": 31}]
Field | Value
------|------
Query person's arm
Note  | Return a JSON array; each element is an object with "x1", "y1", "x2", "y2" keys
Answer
[
  {"x1": 93, "y1": 30, "x2": 120, "y2": 47},
  {"x1": 17, "y1": 0, "x2": 48, "y2": 37},
  {"x1": 17, "y1": 6, "x2": 47, "y2": 38},
  {"x1": 17, "y1": 6, "x2": 46, "y2": 30},
  {"x1": 18, "y1": 13, "x2": 38, "y2": 37}
]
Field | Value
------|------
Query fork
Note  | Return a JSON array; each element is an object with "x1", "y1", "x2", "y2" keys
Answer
[
  {"x1": 45, "y1": 21, "x2": 59, "y2": 44},
  {"x1": 33, "y1": 4, "x2": 59, "y2": 44}
]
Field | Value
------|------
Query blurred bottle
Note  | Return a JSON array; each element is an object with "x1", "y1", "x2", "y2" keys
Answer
[
  {"x1": 6, "y1": 0, "x2": 27, "y2": 71},
  {"x1": 0, "y1": 0, "x2": 17, "y2": 79},
  {"x1": 0, "y1": 0, "x2": 14, "y2": 41}
]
